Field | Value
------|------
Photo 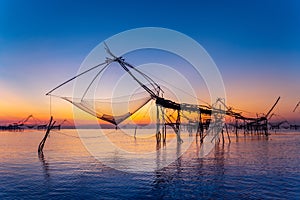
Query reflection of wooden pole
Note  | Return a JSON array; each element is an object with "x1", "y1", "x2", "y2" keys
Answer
[
  {"x1": 163, "y1": 124, "x2": 166, "y2": 145},
  {"x1": 221, "y1": 128, "x2": 225, "y2": 143},
  {"x1": 225, "y1": 123, "x2": 231, "y2": 143},
  {"x1": 38, "y1": 116, "x2": 56, "y2": 153},
  {"x1": 264, "y1": 119, "x2": 269, "y2": 136},
  {"x1": 200, "y1": 114, "x2": 204, "y2": 143},
  {"x1": 176, "y1": 110, "x2": 182, "y2": 143},
  {"x1": 197, "y1": 110, "x2": 204, "y2": 143},
  {"x1": 38, "y1": 151, "x2": 50, "y2": 178},
  {"x1": 134, "y1": 126, "x2": 137, "y2": 139}
]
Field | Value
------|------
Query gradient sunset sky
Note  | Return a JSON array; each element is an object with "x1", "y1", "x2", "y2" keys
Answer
[{"x1": 1, "y1": 0, "x2": 300, "y2": 124}]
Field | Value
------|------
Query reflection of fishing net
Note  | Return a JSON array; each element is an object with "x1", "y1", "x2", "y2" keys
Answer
[{"x1": 61, "y1": 91, "x2": 152, "y2": 125}]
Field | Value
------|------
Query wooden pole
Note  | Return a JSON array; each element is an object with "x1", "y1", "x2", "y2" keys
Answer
[
  {"x1": 161, "y1": 107, "x2": 166, "y2": 144},
  {"x1": 156, "y1": 105, "x2": 160, "y2": 144},
  {"x1": 235, "y1": 119, "x2": 238, "y2": 137},
  {"x1": 38, "y1": 116, "x2": 56, "y2": 153},
  {"x1": 134, "y1": 126, "x2": 137, "y2": 139},
  {"x1": 199, "y1": 110, "x2": 204, "y2": 143}
]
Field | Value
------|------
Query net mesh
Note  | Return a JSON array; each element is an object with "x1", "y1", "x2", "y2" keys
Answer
[{"x1": 61, "y1": 91, "x2": 152, "y2": 125}]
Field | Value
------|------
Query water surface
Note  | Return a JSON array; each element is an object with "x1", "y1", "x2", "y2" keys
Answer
[{"x1": 0, "y1": 130, "x2": 299, "y2": 199}]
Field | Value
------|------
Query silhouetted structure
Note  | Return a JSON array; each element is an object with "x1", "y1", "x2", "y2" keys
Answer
[{"x1": 45, "y1": 44, "x2": 281, "y2": 145}]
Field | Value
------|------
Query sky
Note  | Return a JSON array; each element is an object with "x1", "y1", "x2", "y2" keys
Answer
[{"x1": 0, "y1": 0, "x2": 300, "y2": 124}]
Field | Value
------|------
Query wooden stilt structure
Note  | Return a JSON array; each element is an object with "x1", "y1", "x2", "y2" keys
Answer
[{"x1": 44, "y1": 45, "x2": 282, "y2": 149}]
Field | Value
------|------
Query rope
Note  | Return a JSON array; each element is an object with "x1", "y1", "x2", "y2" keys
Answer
[
  {"x1": 117, "y1": 60, "x2": 156, "y2": 98},
  {"x1": 81, "y1": 61, "x2": 111, "y2": 101},
  {"x1": 123, "y1": 60, "x2": 161, "y2": 95},
  {"x1": 127, "y1": 66, "x2": 210, "y2": 106},
  {"x1": 46, "y1": 61, "x2": 108, "y2": 95}
]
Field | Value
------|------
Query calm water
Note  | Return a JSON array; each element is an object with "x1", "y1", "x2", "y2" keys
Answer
[{"x1": 0, "y1": 129, "x2": 299, "y2": 199}]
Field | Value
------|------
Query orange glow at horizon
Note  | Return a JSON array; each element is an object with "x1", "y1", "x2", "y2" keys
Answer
[{"x1": 1, "y1": 76, "x2": 300, "y2": 126}]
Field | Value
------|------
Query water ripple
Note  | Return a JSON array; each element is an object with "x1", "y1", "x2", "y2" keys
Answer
[{"x1": 0, "y1": 131, "x2": 299, "y2": 199}]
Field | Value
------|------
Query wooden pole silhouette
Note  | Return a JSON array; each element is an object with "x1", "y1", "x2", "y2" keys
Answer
[{"x1": 38, "y1": 116, "x2": 56, "y2": 153}]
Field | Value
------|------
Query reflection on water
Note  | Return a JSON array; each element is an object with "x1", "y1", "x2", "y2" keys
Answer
[
  {"x1": 77, "y1": 129, "x2": 200, "y2": 172},
  {"x1": 38, "y1": 151, "x2": 50, "y2": 178},
  {"x1": 0, "y1": 130, "x2": 299, "y2": 199}
]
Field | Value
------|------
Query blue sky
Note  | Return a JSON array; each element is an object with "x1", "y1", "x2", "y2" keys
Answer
[{"x1": 0, "y1": 0, "x2": 300, "y2": 121}]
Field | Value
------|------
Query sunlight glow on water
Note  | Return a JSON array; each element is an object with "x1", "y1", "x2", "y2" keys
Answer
[{"x1": 0, "y1": 130, "x2": 299, "y2": 199}]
